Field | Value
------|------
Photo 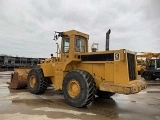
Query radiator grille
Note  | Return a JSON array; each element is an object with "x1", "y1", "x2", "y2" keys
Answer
[
  {"x1": 78, "y1": 53, "x2": 114, "y2": 61},
  {"x1": 127, "y1": 53, "x2": 136, "y2": 80}
]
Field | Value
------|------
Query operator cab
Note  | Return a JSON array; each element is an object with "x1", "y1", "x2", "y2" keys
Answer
[
  {"x1": 53, "y1": 30, "x2": 89, "y2": 60},
  {"x1": 146, "y1": 59, "x2": 160, "y2": 70},
  {"x1": 60, "y1": 30, "x2": 89, "y2": 56},
  {"x1": 62, "y1": 36, "x2": 86, "y2": 53}
]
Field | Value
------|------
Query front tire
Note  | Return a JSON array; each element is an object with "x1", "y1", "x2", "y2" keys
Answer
[
  {"x1": 27, "y1": 68, "x2": 48, "y2": 94},
  {"x1": 62, "y1": 70, "x2": 96, "y2": 108}
]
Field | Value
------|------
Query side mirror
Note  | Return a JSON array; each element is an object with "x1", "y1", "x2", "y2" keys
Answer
[{"x1": 53, "y1": 31, "x2": 63, "y2": 41}]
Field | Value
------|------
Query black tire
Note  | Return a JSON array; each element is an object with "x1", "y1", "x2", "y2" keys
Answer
[
  {"x1": 143, "y1": 72, "x2": 153, "y2": 81},
  {"x1": 152, "y1": 77, "x2": 157, "y2": 80},
  {"x1": 62, "y1": 70, "x2": 96, "y2": 108},
  {"x1": 97, "y1": 90, "x2": 115, "y2": 99},
  {"x1": 27, "y1": 68, "x2": 48, "y2": 94}
]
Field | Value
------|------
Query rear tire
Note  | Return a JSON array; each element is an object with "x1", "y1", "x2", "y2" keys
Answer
[
  {"x1": 62, "y1": 70, "x2": 96, "y2": 108},
  {"x1": 143, "y1": 72, "x2": 153, "y2": 81},
  {"x1": 27, "y1": 68, "x2": 48, "y2": 94},
  {"x1": 97, "y1": 90, "x2": 115, "y2": 99}
]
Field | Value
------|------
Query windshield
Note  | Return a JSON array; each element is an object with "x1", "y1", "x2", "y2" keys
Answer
[
  {"x1": 63, "y1": 38, "x2": 70, "y2": 53},
  {"x1": 75, "y1": 37, "x2": 85, "y2": 52}
]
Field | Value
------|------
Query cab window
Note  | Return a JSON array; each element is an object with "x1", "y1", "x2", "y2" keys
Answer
[
  {"x1": 75, "y1": 37, "x2": 85, "y2": 52},
  {"x1": 63, "y1": 38, "x2": 70, "y2": 53}
]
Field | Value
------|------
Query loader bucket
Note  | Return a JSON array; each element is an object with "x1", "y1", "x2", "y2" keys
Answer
[{"x1": 9, "y1": 68, "x2": 31, "y2": 89}]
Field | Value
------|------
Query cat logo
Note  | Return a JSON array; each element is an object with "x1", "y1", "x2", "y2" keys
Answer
[{"x1": 114, "y1": 53, "x2": 120, "y2": 61}]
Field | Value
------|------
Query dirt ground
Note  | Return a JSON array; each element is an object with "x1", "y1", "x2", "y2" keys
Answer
[{"x1": 0, "y1": 71, "x2": 160, "y2": 120}]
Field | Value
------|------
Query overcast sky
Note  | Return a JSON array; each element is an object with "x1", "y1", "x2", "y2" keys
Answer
[{"x1": 0, "y1": 0, "x2": 159, "y2": 58}]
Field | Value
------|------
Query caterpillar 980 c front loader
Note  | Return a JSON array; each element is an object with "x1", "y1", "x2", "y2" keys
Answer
[{"x1": 10, "y1": 29, "x2": 147, "y2": 107}]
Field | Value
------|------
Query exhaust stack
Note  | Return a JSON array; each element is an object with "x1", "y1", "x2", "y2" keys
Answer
[{"x1": 106, "y1": 29, "x2": 111, "y2": 51}]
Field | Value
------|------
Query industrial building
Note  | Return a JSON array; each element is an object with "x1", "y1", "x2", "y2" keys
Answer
[{"x1": 0, "y1": 54, "x2": 45, "y2": 71}]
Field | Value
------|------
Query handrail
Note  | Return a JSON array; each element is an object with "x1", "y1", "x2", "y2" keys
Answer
[{"x1": 56, "y1": 43, "x2": 61, "y2": 61}]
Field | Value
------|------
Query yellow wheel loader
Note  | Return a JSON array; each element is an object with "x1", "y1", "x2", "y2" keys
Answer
[
  {"x1": 10, "y1": 29, "x2": 147, "y2": 107},
  {"x1": 136, "y1": 52, "x2": 160, "y2": 80}
]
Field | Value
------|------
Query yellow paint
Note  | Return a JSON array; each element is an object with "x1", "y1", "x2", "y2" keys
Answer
[
  {"x1": 68, "y1": 79, "x2": 81, "y2": 98},
  {"x1": 32, "y1": 30, "x2": 146, "y2": 94},
  {"x1": 30, "y1": 75, "x2": 36, "y2": 88},
  {"x1": 105, "y1": 62, "x2": 114, "y2": 82}
]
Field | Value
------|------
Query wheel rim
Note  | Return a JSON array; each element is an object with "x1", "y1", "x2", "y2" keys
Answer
[
  {"x1": 30, "y1": 75, "x2": 36, "y2": 88},
  {"x1": 68, "y1": 79, "x2": 80, "y2": 98}
]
